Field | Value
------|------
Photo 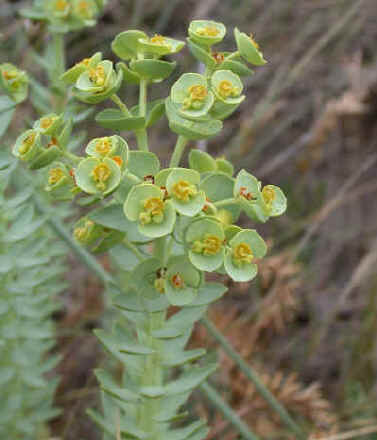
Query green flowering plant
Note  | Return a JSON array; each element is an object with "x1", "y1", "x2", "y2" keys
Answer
[{"x1": 13, "y1": 18, "x2": 287, "y2": 440}]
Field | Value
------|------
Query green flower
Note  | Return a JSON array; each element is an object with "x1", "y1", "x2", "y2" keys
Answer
[
  {"x1": 12, "y1": 129, "x2": 41, "y2": 162},
  {"x1": 188, "y1": 20, "x2": 226, "y2": 47},
  {"x1": 61, "y1": 52, "x2": 102, "y2": 84},
  {"x1": 73, "y1": 216, "x2": 103, "y2": 245},
  {"x1": 138, "y1": 34, "x2": 185, "y2": 57},
  {"x1": 234, "y1": 170, "x2": 287, "y2": 222},
  {"x1": 74, "y1": 60, "x2": 122, "y2": 104},
  {"x1": 0, "y1": 63, "x2": 28, "y2": 103},
  {"x1": 186, "y1": 218, "x2": 225, "y2": 272},
  {"x1": 234, "y1": 28, "x2": 267, "y2": 66},
  {"x1": 124, "y1": 183, "x2": 176, "y2": 238},
  {"x1": 75, "y1": 157, "x2": 121, "y2": 196},
  {"x1": 170, "y1": 73, "x2": 214, "y2": 119},
  {"x1": 71, "y1": 0, "x2": 98, "y2": 26},
  {"x1": 166, "y1": 168, "x2": 206, "y2": 216},
  {"x1": 33, "y1": 113, "x2": 63, "y2": 136},
  {"x1": 85, "y1": 135, "x2": 128, "y2": 172},
  {"x1": 45, "y1": 161, "x2": 77, "y2": 200},
  {"x1": 211, "y1": 70, "x2": 245, "y2": 105},
  {"x1": 165, "y1": 256, "x2": 201, "y2": 306},
  {"x1": 224, "y1": 229, "x2": 267, "y2": 282}
]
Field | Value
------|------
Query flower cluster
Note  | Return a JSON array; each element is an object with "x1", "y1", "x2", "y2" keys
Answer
[
  {"x1": 0, "y1": 63, "x2": 29, "y2": 103},
  {"x1": 21, "y1": 0, "x2": 106, "y2": 33}
]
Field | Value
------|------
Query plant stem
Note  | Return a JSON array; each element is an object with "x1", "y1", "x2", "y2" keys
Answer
[
  {"x1": 123, "y1": 237, "x2": 144, "y2": 261},
  {"x1": 135, "y1": 129, "x2": 149, "y2": 152},
  {"x1": 201, "y1": 317, "x2": 306, "y2": 439},
  {"x1": 200, "y1": 382, "x2": 260, "y2": 440},
  {"x1": 169, "y1": 135, "x2": 188, "y2": 168},
  {"x1": 111, "y1": 94, "x2": 132, "y2": 117},
  {"x1": 214, "y1": 198, "x2": 238, "y2": 208},
  {"x1": 61, "y1": 150, "x2": 81, "y2": 165},
  {"x1": 135, "y1": 78, "x2": 149, "y2": 152},
  {"x1": 52, "y1": 32, "x2": 66, "y2": 112}
]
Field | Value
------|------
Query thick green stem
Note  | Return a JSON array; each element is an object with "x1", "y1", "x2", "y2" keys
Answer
[
  {"x1": 135, "y1": 78, "x2": 149, "y2": 152},
  {"x1": 169, "y1": 135, "x2": 188, "y2": 168},
  {"x1": 111, "y1": 94, "x2": 132, "y2": 117},
  {"x1": 51, "y1": 33, "x2": 66, "y2": 112},
  {"x1": 61, "y1": 150, "x2": 81, "y2": 165},
  {"x1": 135, "y1": 129, "x2": 149, "y2": 152}
]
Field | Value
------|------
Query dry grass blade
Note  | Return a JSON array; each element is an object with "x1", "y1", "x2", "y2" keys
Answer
[{"x1": 311, "y1": 423, "x2": 377, "y2": 440}]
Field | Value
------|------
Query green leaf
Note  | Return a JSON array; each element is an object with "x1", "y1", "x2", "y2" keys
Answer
[
  {"x1": 95, "y1": 329, "x2": 155, "y2": 355},
  {"x1": 200, "y1": 172, "x2": 234, "y2": 202},
  {"x1": 111, "y1": 30, "x2": 147, "y2": 60},
  {"x1": 234, "y1": 28, "x2": 267, "y2": 66},
  {"x1": 130, "y1": 59, "x2": 176, "y2": 81},
  {"x1": 163, "y1": 348, "x2": 206, "y2": 367},
  {"x1": 189, "y1": 282, "x2": 227, "y2": 306},
  {"x1": 188, "y1": 149, "x2": 217, "y2": 173},
  {"x1": 165, "y1": 364, "x2": 217, "y2": 394},
  {"x1": 117, "y1": 61, "x2": 140, "y2": 84},
  {"x1": 89, "y1": 204, "x2": 130, "y2": 232},
  {"x1": 154, "y1": 391, "x2": 192, "y2": 422},
  {"x1": 29, "y1": 145, "x2": 61, "y2": 170},
  {"x1": 165, "y1": 420, "x2": 207, "y2": 440},
  {"x1": 95, "y1": 108, "x2": 146, "y2": 131},
  {"x1": 128, "y1": 150, "x2": 160, "y2": 179},
  {"x1": 95, "y1": 369, "x2": 139, "y2": 402},
  {"x1": 220, "y1": 58, "x2": 253, "y2": 76},
  {"x1": 131, "y1": 99, "x2": 165, "y2": 128},
  {"x1": 186, "y1": 39, "x2": 216, "y2": 69}
]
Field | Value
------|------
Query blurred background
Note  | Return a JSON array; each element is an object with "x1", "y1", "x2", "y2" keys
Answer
[{"x1": 1, "y1": 0, "x2": 377, "y2": 438}]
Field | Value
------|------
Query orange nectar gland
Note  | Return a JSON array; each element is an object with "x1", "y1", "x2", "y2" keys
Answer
[
  {"x1": 91, "y1": 163, "x2": 111, "y2": 190},
  {"x1": 233, "y1": 242, "x2": 254, "y2": 266},
  {"x1": 95, "y1": 137, "x2": 112, "y2": 155},
  {"x1": 196, "y1": 26, "x2": 220, "y2": 37},
  {"x1": 48, "y1": 168, "x2": 65, "y2": 185},
  {"x1": 249, "y1": 33, "x2": 260, "y2": 49},
  {"x1": 19, "y1": 132, "x2": 36, "y2": 155},
  {"x1": 192, "y1": 234, "x2": 223, "y2": 256},
  {"x1": 171, "y1": 180, "x2": 197, "y2": 202},
  {"x1": 2, "y1": 70, "x2": 18, "y2": 81},
  {"x1": 262, "y1": 186, "x2": 275, "y2": 207},
  {"x1": 183, "y1": 85, "x2": 208, "y2": 110},
  {"x1": 150, "y1": 34, "x2": 171, "y2": 49},
  {"x1": 239, "y1": 186, "x2": 256, "y2": 201},
  {"x1": 171, "y1": 273, "x2": 185, "y2": 289},
  {"x1": 139, "y1": 197, "x2": 164, "y2": 225},
  {"x1": 89, "y1": 65, "x2": 106, "y2": 87},
  {"x1": 218, "y1": 80, "x2": 240, "y2": 99},
  {"x1": 212, "y1": 52, "x2": 225, "y2": 64},
  {"x1": 111, "y1": 156, "x2": 123, "y2": 168}
]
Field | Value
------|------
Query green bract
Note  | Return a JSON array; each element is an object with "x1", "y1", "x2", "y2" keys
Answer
[
  {"x1": 33, "y1": 113, "x2": 63, "y2": 135},
  {"x1": 75, "y1": 157, "x2": 121, "y2": 195},
  {"x1": 234, "y1": 169, "x2": 267, "y2": 222},
  {"x1": 165, "y1": 256, "x2": 201, "y2": 306},
  {"x1": 45, "y1": 161, "x2": 76, "y2": 200},
  {"x1": 171, "y1": 73, "x2": 214, "y2": 119},
  {"x1": 234, "y1": 27, "x2": 267, "y2": 66},
  {"x1": 138, "y1": 34, "x2": 185, "y2": 57},
  {"x1": 211, "y1": 70, "x2": 245, "y2": 105},
  {"x1": 224, "y1": 229, "x2": 267, "y2": 282},
  {"x1": 111, "y1": 30, "x2": 147, "y2": 60},
  {"x1": 188, "y1": 20, "x2": 226, "y2": 47},
  {"x1": 85, "y1": 135, "x2": 128, "y2": 171},
  {"x1": 124, "y1": 184, "x2": 176, "y2": 238},
  {"x1": 0, "y1": 63, "x2": 29, "y2": 103},
  {"x1": 74, "y1": 60, "x2": 122, "y2": 104},
  {"x1": 13, "y1": 129, "x2": 41, "y2": 162},
  {"x1": 61, "y1": 52, "x2": 102, "y2": 84},
  {"x1": 186, "y1": 218, "x2": 225, "y2": 272},
  {"x1": 166, "y1": 168, "x2": 206, "y2": 216}
]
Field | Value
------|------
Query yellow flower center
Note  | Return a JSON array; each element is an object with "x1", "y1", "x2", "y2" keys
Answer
[
  {"x1": 192, "y1": 234, "x2": 223, "y2": 256},
  {"x1": 2, "y1": 70, "x2": 18, "y2": 81},
  {"x1": 154, "y1": 277, "x2": 165, "y2": 294},
  {"x1": 78, "y1": 57, "x2": 91, "y2": 67},
  {"x1": 262, "y1": 186, "x2": 275, "y2": 206},
  {"x1": 171, "y1": 273, "x2": 185, "y2": 289},
  {"x1": 233, "y1": 242, "x2": 254, "y2": 266},
  {"x1": 95, "y1": 137, "x2": 112, "y2": 155},
  {"x1": 55, "y1": 0, "x2": 69, "y2": 11},
  {"x1": 40, "y1": 116, "x2": 56, "y2": 130},
  {"x1": 150, "y1": 34, "x2": 171, "y2": 49},
  {"x1": 197, "y1": 26, "x2": 220, "y2": 37},
  {"x1": 77, "y1": 0, "x2": 93, "y2": 18},
  {"x1": 19, "y1": 133, "x2": 36, "y2": 155},
  {"x1": 218, "y1": 80, "x2": 240, "y2": 99},
  {"x1": 74, "y1": 220, "x2": 94, "y2": 243},
  {"x1": 189, "y1": 84, "x2": 207, "y2": 101},
  {"x1": 48, "y1": 168, "x2": 65, "y2": 185},
  {"x1": 91, "y1": 163, "x2": 111, "y2": 190},
  {"x1": 171, "y1": 180, "x2": 197, "y2": 202},
  {"x1": 139, "y1": 197, "x2": 164, "y2": 225},
  {"x1": 89, "y1": 65, "x2": 106, "y2": 87},
  {"x1": 249, "y1": 33, "x2": 260, "y2": 49}
]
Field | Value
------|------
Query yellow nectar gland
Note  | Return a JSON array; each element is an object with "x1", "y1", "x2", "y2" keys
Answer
[
  {"x1": 171, "y1": 273, "x2": 185, "y2": 289},
  {"x1": 139, "y1": 197, "x2": 164, "y2": 225},
  {"x1": 192, "y1": 234, "x2": 222, "y2": 256},
  {"x1": 40, "y1": 116, "x2": 55, "y2": 130},
  {"x1": 91, "y1": 163, "x2": 111, "y2": 190},
  {"x1": 76, "y1": 0, "x2": 93, "y2": 19},
  {"x1": 150, "y1": 34, "x2": 171, "y2": 49},
  {"x1": 218, "y1": 80, "x2": 240, "y2": 99},
  {"x1": 262, "y1": 186, "x2": 275, "y2": 207},
  {"x1": 112, "y1": 156, "x2": 123, "y2": 168},
  {"x1": 197, "y1": 26, "x2": 220, "y2": 37},
  {"x1": 48, "y1": 168, "x2": 65, "y2": 185},
  {"x1": 55, "y1": 0, "x2": 69, "y2": 12},
  {"x1": 74, "y1": 220, "x2": 94, "y2": 242},
  {"x1": 89, "y1": 65, "x2": 106, "y2": 87},
  {"x1": 2, "y1": 70, "x2": 18, "y2": 81},
  {"x1": 249, "y1": 33, "x2": 260, "y2": 49},
  {"x1": 19, "y1": 132, "x2": 36, "y2": 155},
  {"x1": 183, "y1": 85, "x2": 207, "y2": 110},
  {"x1": 154, "y1": 277, "x2": 165, "y2": 294},
  {"x1": 233, "y1": 242, "x2": 254, "y2": 266},
  {"x1": 171, "y1": 180, "x2": 197, "y2": 202},
  {"x1": 95, "y1": 137, "x2": 112, "y2": 155},
  {"x1": 77, "y1": 57, "x2": 91, "y2": 67}
]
